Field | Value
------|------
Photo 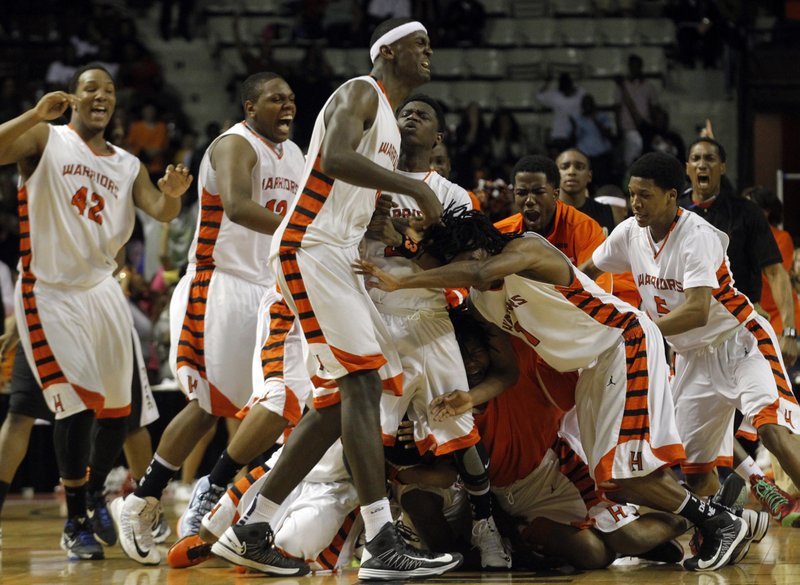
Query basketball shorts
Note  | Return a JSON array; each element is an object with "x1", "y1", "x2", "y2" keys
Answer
[
  {"x1": 377, "y1": 308, "x2": 479, "y2": 454},
  {"x1": 575, "y1": 317, "x2": 685, "y2": 485},
  {"x1": 272, "y1": 244, "x2": 403, "y2": 409},
  {"x1": 237, "y1": 287, "x2": 314, "y2": 426},
  {"x1": 169, "y1": 267, "x2": 265, "y2": 417},
  {"x1": 15, "y1": 276, "x2": 133, "y2": 420},
  {"x1": 673, "y1": 314, "x2": 800, "y2": 474}
]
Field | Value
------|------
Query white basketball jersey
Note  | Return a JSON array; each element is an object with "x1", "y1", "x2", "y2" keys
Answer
[
  {"x1": 471, "y1": 234, "x2": 643, "y2": 372},
  {"x1": 18, "y1": 124, "x2": 139, "y2": 287},
  {"x1": 366, "y1": 170, "x2": 473, "y2": 310},
  {"x1": 187, "y1": 122, "x2": 304, "y2": 286},
  {"x1": 592, "y1": 210, "x2": 754, "y2": 352},
  {"x1": 271, "y1": 76, "x2": 400, "y2": 255}
]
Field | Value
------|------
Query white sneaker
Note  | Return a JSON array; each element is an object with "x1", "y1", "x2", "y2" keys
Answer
[
  {"x1": 471, "y1": 517, "x2": 512, "y2": 569},
  {"x1": 178, "y1": 475, "x2": 226, "y2": 539},
  {"x1": 110, "y1": 495, "x2": 161, "y2": 565},
  {"x1": 200, "y1": 490, "x2": 238, "y2": 542}
]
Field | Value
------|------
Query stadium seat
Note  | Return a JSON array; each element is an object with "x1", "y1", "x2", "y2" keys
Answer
[
  {"x1": 484, "y1": 18, "x2": 520, "y2": 47},
  {"x1": 271, "y1": 47, "x2": 306, "y2": 68},
  {"x1": 464, "y1": 49, "x2": 507, "y2": 79},
  {"x1": 629, "y1": 47, "x2": 667, "y2": 76},
  {"x1": 585, "y1": 47, "x2": 626, "y2": 77},
  {"x1": 494, "y1": 81, "x2": 540, "y2": 110},
  {"x1": 598, "y1": 18, "x2": 639, "y2": 46},
  {"x1": 551, "y1": 0, "x2": 592, "y2": 16},
  {"x1": 325, "y1": 49, "x2": 352, "y2": 79},
  {"x1": 516, "y1": 18, "x2": 558, "y2": 47},
  {"x1": 434, "y1": 49, "x2": 468, "y2": 79},
  {"x1": 511, "y1": 0, "x2": 549, "y2": 18},
  {"x1": 639, "y1": 18, "x2": 677, "y2": 46},
  {"x1": 481, "y1": 0, "x2": 511, "y2": 16},
  {"x1": 544, "y1": 47, "x2": 585, "y2": 77},
  {"x1": 450, "y1": 81, "x2": 497, "y2": 110},
  {"x1": 580, "y1": 79, "x2": 619, "y2": 108},
  {"x1": 417, "y1": 82, "x2": 453, "y2": 108},
  {"x1": 557, "y1": 18, "x2": 598, "y2": 46},
  {"x1": 506, "y1": 48, "x2": 547, "y2": 80}
]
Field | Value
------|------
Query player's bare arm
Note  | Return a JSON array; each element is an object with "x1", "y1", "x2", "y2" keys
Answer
[
  {"x1": 132, "y1": 162, "x2": 190, "y2": 222},
  {"x1": 211, "y1": 134, "x2": 284, "y2": 235},
  {"x1": 320, "y1": 80, "x2": 443, "y2": 227},
  {"x1": 654, "y1": 286, "x2": 711, "y2": 337},
  {"x1": 365, "y1": 193, "x2": 403, "y2": 245},
  {"x1": 763, "y1": 262, "x2": 798, "y2": 366},
  {"x1": 578, "y1": 257, "x2": 603, "y2": 280},
  {"x1": 0, "y1": 92, "x2": 75, "y2": 168}
]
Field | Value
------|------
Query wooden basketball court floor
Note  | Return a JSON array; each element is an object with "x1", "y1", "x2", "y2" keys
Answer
[{"x1": 2, "y1": 498, "x2": 799, "y2": 585}]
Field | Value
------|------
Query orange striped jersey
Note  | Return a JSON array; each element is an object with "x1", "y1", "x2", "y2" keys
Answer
[
  {"x1": 593, "y1": 210, "x2": 754, "y2": 352},
  {"x1": 366, "y1": 170, "x2": 473, "y2": 311},
  {"x1": 271, "y1": 76, "x2": 400, "y2": 255},
  {"x1": 760, "y1": 225, "x2": 800, "y2": 335},
  {"x1": 476, "y1": 336, "x2": 577, "y2": 487},
  {"x1": 471, "y1": 233, "x2": 643, "y2": 372},
  {"x1": 18, "y1": 124, "x2": 139, "y2": 287},
  {"x1": 187, "y1": 122, "x2": 304, "y2": 286}
]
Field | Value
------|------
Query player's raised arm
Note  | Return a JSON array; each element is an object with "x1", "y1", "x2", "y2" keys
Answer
[
  {"x1": 0, "y1": 92, "x2": 74, "y2": 166},
  {"x1": 132, "y1": 162, "x2": 190, "y2": 222}
]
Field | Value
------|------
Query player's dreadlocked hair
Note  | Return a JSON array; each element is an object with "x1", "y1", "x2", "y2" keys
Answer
[{"x1": 422, "y1": 204, "x2": 518, "y2": 264}]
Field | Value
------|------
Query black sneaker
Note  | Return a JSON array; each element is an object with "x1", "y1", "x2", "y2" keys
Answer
[
  {"x1": 211, "y1": 522, "x2": 310, "y2": 576},
  {"x1": 86, "y1": 490, "x2": 117, "y2": 546},
  {"x1": 683, "y1": 512, "x2": 747, "y2": 571},
  {"x1": 712, "y1": 474, "x2": 748, "y2": 512},
  {"x1": 358, "y1": 521, "x2": 463, "y2": 581},
  {"x1": 728, "y1": 508, "x2": 770, "y2": 564},
  {"x1": 61, "y1": 517, "x2": 104, "y2": 560}
]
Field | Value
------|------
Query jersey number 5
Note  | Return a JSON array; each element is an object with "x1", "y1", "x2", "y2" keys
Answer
[{"x1": 71, "y1": 187, "x2": 105, "y2": 225}]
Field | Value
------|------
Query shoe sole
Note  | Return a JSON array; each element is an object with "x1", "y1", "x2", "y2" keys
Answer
[
  {"x1": 211, "y1": 539, "x2": 308, "y2": 576},
  {"x1": 781, "y1": 510, "x2": 800, "y2": 528},
  {"x1": 730, "y1": 510, "x2": 770, "y2": 565},
  {"x1": 358, "y1": 557, "x2": 463, "y2": 580},
  {"x1": 87, "y1": 511, "x2": 117, "y2": 547},
  {"x1": 685, "y1": 515, "x2": 748, "y2": 571},
  {"x1": 60, "y1": 537, "x2": 104, "y2": 560},
  {"x1": 168, "y1": 535, "x2": 212, "y2": 568}
]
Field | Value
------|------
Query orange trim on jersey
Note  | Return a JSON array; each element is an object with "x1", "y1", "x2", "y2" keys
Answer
[
  {"x1": 70, "y1": 383, "x2": 106, "y2": 413},
  {"x1": 413, "y1": 433, "x2": 437, "y2": 453},
  {"x1": 20, "y1": 275, "x2": 68, "y2": 389},
  {"x1": 650, "y1": 444, "x2": 686, "y2": 468},
  {"x1": 381, "y1": 372, "x2": 403, "y2": 396},
  {"x1": 196, "y1": 189, "x2": 224, "y2": 266},
  {"x1": 279, "y1": 155, "x2": 334, "y2": 249},
  {"x1": 226, "y1": 463, "x2": 270, "y2": 506},
  {"x1": 735, "y1": 428, "x2": 758, "y2": 442},
  {"x1": 745, "y1": 320, "x2": 797, "y2": 403},
  {"x1": 713, "y1": 263, "x2": 753, "y2": 324},
  {"x1": 648, "y1": 209, "x2": 683, "y2": 259},
  {"x1": 97, "y1": 403, "x2": 132, "y2": 419},
  {"x1": 311, "y1": 375, "x2": 338, "y2": 390},
  {"x1": 556, "y1": 439, "x2": 603, "y2": 510},
  {"x1": 242, "y1": 121, "x2": 285, "y2": 159},
  {"x1": 329, "y1": 345, "x2": 389, "y2": 375},
  {"x1": 18, "y1": 186, "x2": 32, "y2": 273},
  {"x1": 313, "y1": 391, "x2": 342, "y2": 410},
  {"x1": 681, "y1": 460, "x2": 724, "y2": 475},
  {"x1": 374, "y1": 78, "x2": 392, "y2": 109},
  {"x1": 280, "y1": 385, "x2": 302, "y2": 426},
  {"x1": 209, "y1": 379, "x2": 242, "y2": 418},
  {"x1": 260, "y1": 298, "x2": 295, "y2": 384},
  {"x1": 67, "y1": 124, "x2": 116, "y2": 157},
  {"x1": 315, "y1": 509, "x2": 359, "y2": 571},
  {"x1": 278, "y1": 252, "x2": 327, "y2": 345},
  {"x1": 752, "y1": 399, "x2": 780, "y2": 428},
  {"x1": 593, "y1": 440, "x2": 687, "y2": 485},
  {"x1": 434, "y1": 426, "x2": 481, "y2": 455},
  {"x1": 175, "y1": 265, "x2": 213, "y2": 386}
]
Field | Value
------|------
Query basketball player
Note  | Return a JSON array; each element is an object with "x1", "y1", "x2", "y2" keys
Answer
[
  {"x1": 355, "y1": 209, "x2": 748, "y2": 572},
  {"x1": 111, "y1": 72, "x2": 305, "y2": 567},
  {"x1": 584, "y1": 152, "x2": 800, "y2": 526},
  {"x1": 0, "y1": 64, "x2": 191, "y2": 560},
  {"x1": 211, "y1": 18, "x2": 463, "y2": 581},
  {"x1": 365, "y1": 94, "x2": 510, "y2": 568}
]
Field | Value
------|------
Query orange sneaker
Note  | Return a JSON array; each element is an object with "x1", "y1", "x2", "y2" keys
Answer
[{"x1": 167, "y1": 534, "x2": 213, "y2": 568}]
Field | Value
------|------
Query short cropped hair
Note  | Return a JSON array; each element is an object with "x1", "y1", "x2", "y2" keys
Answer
[
  {"x1": 68, "y1": 63, "x2": 114, "y2": 93},
  {"x1": 511, "y1": 155, "x2": 560, "y2": 188},
  {"x1": 241, "y1": 72, "x2": 282, "y2": 107},
  {"x1": 397, "y1": 93, "x2": 445, "y2": 132},
  {"x1": 687, "y1": 137, "x2": 727, "y2": 163},
  {"x1": 628, "y1": 152, "x2": 686, "y2": 194}
]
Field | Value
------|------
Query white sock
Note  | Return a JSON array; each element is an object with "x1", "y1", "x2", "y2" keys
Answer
[
  {"x1": 238, "y1": 494, "x2": 280, "y2": 526},
  {"x1": 361, "y1": 498, "x2": 392, "y2": 542},
  {"x1": 735, "y1": 456, "x2": 763, "y2": 481}
]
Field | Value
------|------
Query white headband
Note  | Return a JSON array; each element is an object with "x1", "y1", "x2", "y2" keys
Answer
[{"x1": 370, "y1": 21, "x2": 428, "y2": 63}]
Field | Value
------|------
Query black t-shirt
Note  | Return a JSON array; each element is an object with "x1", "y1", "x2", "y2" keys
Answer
[
  {"x1": 678, "y1": 191, "x2": 782, "y2": 303},
  {"x1": 578, "y1": 198, "x2": 616, "y2": 235}
]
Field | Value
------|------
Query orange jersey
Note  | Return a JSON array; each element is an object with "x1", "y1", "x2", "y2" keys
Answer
[
  {"x1": 475, "y1": 337, "x2": 577, "y2": 487},
  {"x1": 760, "y1": 226, "x2": 799, "y2": 335}
]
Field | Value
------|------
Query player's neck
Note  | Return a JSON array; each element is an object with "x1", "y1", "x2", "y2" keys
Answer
[
  {"x1": 398, "y1": 148, "x2": 431, "y2": 173},
  {"x1": 691, "y1": 189, "x2": 719, "y2": 205},
  {"x1": 649, "y1": 209, "x2": 679, "y2": 242},
  {"x1": 560, "y1": 189, "x2": 587, "y2": 207},
  {"x1": 371, "y1": 71, "x2": 413, "y2": 111},
  {"x1": 69, "y1": 121, "x2": 111, "y2": 153}
]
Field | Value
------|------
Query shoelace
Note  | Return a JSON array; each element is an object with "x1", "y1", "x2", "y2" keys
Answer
[
  {"x1": 754, "y1": 480, "x2": 789, "y2": 514},
  {"x1": 394, "y1": 520, "x2": 420, "y2": 544},
  {"x1": 474, "y1": 521, "x2": 509, "y2": 557}
]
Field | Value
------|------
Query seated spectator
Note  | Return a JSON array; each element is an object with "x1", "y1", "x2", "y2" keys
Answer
[{"x1": 126, "y1": 103, "x2": 170, "y2": 179}]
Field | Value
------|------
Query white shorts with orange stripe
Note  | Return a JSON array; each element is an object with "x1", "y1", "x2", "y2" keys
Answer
[
  {"x1": 237, "y1": 458, "x2": 360, "y2": 572},
  {"x1": 169, "y1": 267, "x2": 265, "y2": 417},
  {"x1": 271, "y1": 244, "x2": 403, "y2": 410},
  {"x1": 673, "y1": 314, "x2": 800, "y2": 475},
  {"x1": 492, "y1": 448, "x2": 640, "y2": 533},
  {"x1": 15, "y1": 275, "x2": 133, "y2": 420},
  {"x1": 575, "y1": 317, "x2": 684, "y2": 485},
  {"x1": 237, "y1": 287, "x2": 314, "y2": 426},
  {"x1": 377, "y1": 308, "x2": 479, "y2": 454}
]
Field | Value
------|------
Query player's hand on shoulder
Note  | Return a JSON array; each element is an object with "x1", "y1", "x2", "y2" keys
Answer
[
  {"x1": 409, "y1": 182, "x2": 443, "y2": 230},
  {"x1": 34, "y1": 92, "x2": 76, "y2": 122},
  {"x1": 430, "y1": 390, "x2": 473, "y2": 421},
  {"x1": 157, "y1": 163, "x2": 193, "y2": 198}
]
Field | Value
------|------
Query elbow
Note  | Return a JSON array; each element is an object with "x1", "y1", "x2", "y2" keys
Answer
[{"x1": 319, "y1": 150, "x2": 345, "y2": 177}]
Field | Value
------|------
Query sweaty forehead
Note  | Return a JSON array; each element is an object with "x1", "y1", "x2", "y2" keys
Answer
[
  {"x1": 78, "y1": 69, "x2": 114, "y2": 88},
  {"x1": 400, "y1": 101, "x2": 434, "y2": 116},
  {"x1": 260, "y1": 78, "x2": 292, "y2": 97},
  {"x1": 557, "y1": 152, "x2": 588, "y2": 166}
]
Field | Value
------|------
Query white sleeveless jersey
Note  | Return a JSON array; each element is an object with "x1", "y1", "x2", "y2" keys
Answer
[
  {"x1": 187, "y1": 122, "x2": 304, "y2": 286},
  {"x1": 592, "y1": 210, "x2": 754, "y2": 352},
  {"x1": 366, "y1": 170, "x2": 473, "y2": 310},
  {"x1": 471, "y1": 234, "x2": 643, "y2": 372},
  {"x1": 271, "y1": 76, "x2": 400, "y2": 255},
  {"x1": 19, "y1": 124, "x2": 139, "y2": 287}
]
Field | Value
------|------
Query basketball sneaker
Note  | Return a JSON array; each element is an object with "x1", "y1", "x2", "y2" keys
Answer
[
  {"x1": 683, "y1": 511, "x2": 747, "y2": 571},
  {"x1": 729, "y1": 508, "x2": 770, "y2": 564},
  {"x1": 151, "y1": 503, "x2": 171, "y2": 544},
  {"x1": 110, "y1": 494, "x2": 161, "y2": 565},
  {"x1": 358, "y1": 521, "x2": 463, "y2": 580},
  {"x1": 712, "y1": 473, "x2": 748, "y2": 512},
  {"x1": 471, "y1": 517, "x2": 512, "y2": 569},
  {"x1": 751, "y1": 475, "x2": 800, "y2": 527},
  {"x1": 61, "y1": 517, "x2": 104, "y2": 560},
  {"x1": 168, "y1": 534, "x2": 213, "y2": 568},
  {"x1": 86, "y1": 490, "x2": 117, "y2": 546},
  {"x1": 178, "y1": 475, "x2": 226, "y2": 538},
  {"x1": 200, "y1": 491, "x2": 239, "y2": 543},
  {"x1": 211, "y1": 522, "x2": 310, "y2": 575}
]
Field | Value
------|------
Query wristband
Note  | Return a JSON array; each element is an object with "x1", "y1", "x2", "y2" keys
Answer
[
  {"x1": 392, "y1": 234, "x2": 420, "y2": 259},
  {"x1": 782, "y1": 327, "x2": 797, "y2": 338}
]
